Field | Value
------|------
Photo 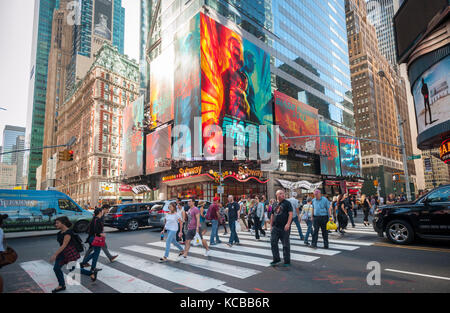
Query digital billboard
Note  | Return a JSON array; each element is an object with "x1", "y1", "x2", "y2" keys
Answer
[
  {"x1": 146, "y1": 126, "x2": 172, "y2": 175},
  {"x1": 339, "y1": 136, "x2": 361, "y2": 177},
  {"x1": 412, "y1": 55, "x2": 450, "y2": 136},
  {"x1": 319, "y1": 121, "x2": 341, "y2": 176},
  {"x1": 150, "y1": 49, "x2": 174, "y2": 126},
  {"x1": 173, "y1": 14, "x2": 201, "y2": 160},
  {"x1": 122, "y1": 95, "x2": 144, "y2": 178},
  {"x1": 94, "y1": 0, "x2": 112, "y2": 40},
  {"x1": 274, "y1": 90, "x2": 319, "y2": 153},
  {"x1": 200, "y1": 13, "x2": 272, "y2": 154}
]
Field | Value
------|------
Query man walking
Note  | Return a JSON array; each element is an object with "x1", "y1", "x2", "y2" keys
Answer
[
  {"x1": 343, "y1": 193, "x2": 355, "y2": 228},
  {"x1": 270, "y1": 190, "x2": 293, "y2": 267},
  {"x1": 287, "y1": 194, "x2": 304, "y2": 241},
  {"x1": 183, "y1": 199, "x2": 211, "y2": 258},
  {"x1": 226, "y1": 195, "x2": 240, "y2": 247},
  {"x1": 208, "y1": 197, "x2": 222, "y2": 245},
  {"x1": 310, "y1": 189, "x2": 333, "y2": 249}
]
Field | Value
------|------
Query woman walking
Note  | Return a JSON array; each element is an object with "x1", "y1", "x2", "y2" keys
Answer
[
  {"x1": 361, "y1": 194, "x2": 371, "y2": 226},
  {"x1": 254, "y1": 197, "x2": 266, "y2": 240},
  {"x1": 300, "y1": 198, "x2": 313, "y2": 245},
  {"x1": 80, "y1": 208, "x2": 104, "y2": 281},
  {"x1": 50, "y1": 216, "x2": 81, "y2": 293},
  {"x1": 198, "y1": 201, "x2": 208, "y2": 238},
  {"x1": 219, "y1": 202, "x2": 228, "y2": 235},
  {"x1": 337, "y1": 195, "x2": 349, "y2": 234},
  {"x1": 159, "y1": 203, "x2": 184, "y2": 262}
]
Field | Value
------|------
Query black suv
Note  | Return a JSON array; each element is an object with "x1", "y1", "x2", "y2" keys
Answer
[{"x1": 373, "y1": 185, "x2": 450, "y2": 244}]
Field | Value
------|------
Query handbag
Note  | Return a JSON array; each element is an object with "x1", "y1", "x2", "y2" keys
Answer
[
  {"x1": 326, "y1": 219, "x2": 337, "y2": 231},
  {"x1": 0, "y1": 246, "x2": 18, "y2": 268},
  {"x1": 91, "y1": 236, "x2": 105, "y2": 247},
  {"x1": 192, "y1": 233, "x2": 202, "y2": 246},
  {"x1": 235, "y1": 221, "x2": 241, "y2": 232}
]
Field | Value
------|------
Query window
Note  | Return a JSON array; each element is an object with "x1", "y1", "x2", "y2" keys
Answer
[
  {"x1": 58, "y1": 199, "x2": 81, "y2": 212},
  {"x1": 427, "y1": 187, "x2": 450, "y2": 203},
  {"x1": 122, "y1": 205, "x2": 137, "y2": 213}
]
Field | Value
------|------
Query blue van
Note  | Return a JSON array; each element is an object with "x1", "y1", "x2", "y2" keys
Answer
[{"x1": 0, "y1": 190, "x2": 93, "y2": 233}]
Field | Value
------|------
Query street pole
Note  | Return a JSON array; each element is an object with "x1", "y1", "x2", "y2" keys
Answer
[{"x1": 379, "y1": 71, "x2": 412, "y2": 201}]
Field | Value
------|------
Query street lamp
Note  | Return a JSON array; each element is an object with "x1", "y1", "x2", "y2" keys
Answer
[{"x1": 378, "y1": 70, "x2": 412, "y2": 201}]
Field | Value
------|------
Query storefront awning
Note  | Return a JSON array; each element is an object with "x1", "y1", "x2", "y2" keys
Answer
[
  {"x1": 163, "y1": 174, "x2": 215, "y2": 187},
  {"x1": 277, "y1": 179, "x2": 322, "y2": 191}
]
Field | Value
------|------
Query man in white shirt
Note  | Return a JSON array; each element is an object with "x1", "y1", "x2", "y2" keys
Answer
[{"x1": 287, "y1": 194, "x2": 304, "y2": 241}]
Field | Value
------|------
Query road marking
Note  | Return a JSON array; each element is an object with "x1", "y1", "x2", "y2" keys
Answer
[
  {"x1": 290, "y1": 228, "x2": 378, "y2": 236},
  {"x1": 108, "y1": 250, "x2": 226, "y2": 292},
  {"x1": 374, "y1": 242, "x2": 450, "y2": 253},
  {"x1": 95, "y1": 261, "x2": 171, "y2": 293},
  {"x1": 205, "y1": 236, "x2": 340, "y2": 256},
  {"x1": 149, "y1": 241, "x2": 272, "y2": 267},
  {"x1": 20, "y1": 260, "x2": 91, "y2": 293},
  {"x1": 122, "y1": 245, "x2": 260, "y2": 279},
  {"x1": 228, "y1": 232, "x2": 360, "y2": 250},
  {"x1": 385, "y1": 269, "x2": 450, "y2": 281},
  {"x1": 214, "y1": 285, "x2": 246, "y2": 293}
]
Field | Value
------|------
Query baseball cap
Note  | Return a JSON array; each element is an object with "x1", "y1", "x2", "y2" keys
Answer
[{"x1": 213, "y1": 196, "x2": 220, "y2": 202}]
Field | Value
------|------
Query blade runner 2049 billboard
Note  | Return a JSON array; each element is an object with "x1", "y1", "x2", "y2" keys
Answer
[{"x1": 123, "y1": 95, "x2": 144, "y2": 178}]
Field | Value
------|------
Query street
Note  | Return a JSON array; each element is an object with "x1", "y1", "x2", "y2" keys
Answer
[{"x1": 2, "y1": 215, "x2": 449, "y2": 293}]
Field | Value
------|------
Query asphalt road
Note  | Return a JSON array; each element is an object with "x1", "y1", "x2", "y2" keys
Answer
[{"x1": 1, "y1": 214, "x2": 449, "y2": 293}]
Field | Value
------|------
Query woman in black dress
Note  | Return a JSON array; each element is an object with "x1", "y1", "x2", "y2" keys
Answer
[
  {"x1": 360, "y1": 194, "x2": 371, "y2": 226},
  {"x1": 337, "y1": 194, "x2": 348, "y2": 233}
]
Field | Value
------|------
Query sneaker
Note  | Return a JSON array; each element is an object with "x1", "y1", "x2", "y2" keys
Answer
[
  {"x1": 324, "y1": 246, "x2": 329, "y2": 249},
  {"x1": 109, "y1": 255, "x2": 119, "y2": 262},
  {"x1": 235, "y1": 242, "x2": 241, "y2": 246},
  {"x1": 80, "y1": 262, "x2": 90, "y2": 268},
  {"x1": 159, "y1": 257, "x2": 168, "y2": 263},
  {"x1": 217, "y1": 240, "x2": 222, "y2": 244},
  {"x1": 210, "y1": 242, "x2": 217, "y2": 246},
  {"x1": 304, "y1": 241, "x2": 309, "y2": 246},
  {"x1": 205, "y1": 250, "x2": 211, "y2": 257},
  {"x1": 227, "y1": 243, "x2": 233, "y2": 247},
  {"x1": 283, "y1": 263, "x2": 291, "y2": 267},
  {"x1": 270, "y1": 260, "x2": 281, "y2": 266},
  {"x1": 310, "y1": 245, "x2": 317, "y2": 249}
]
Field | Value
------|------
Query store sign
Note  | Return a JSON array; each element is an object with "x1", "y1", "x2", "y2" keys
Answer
[
  {"x1": 162, "y1": 166, "x2": 203, "y2": 182},
  {"x1": 132, "y1": 185, "x2": 151, "y2": 194},
  {"x1": 238, "y1": 166, "x2": 262, "y2": 178},
  {"x1": 99, "y1": 182, "x2": 115, "y2": 193},
  {"x1": 119, "y1": 185, "x2": 133, "y2": 192},
  {"x1": 277, "y1": 179, "x2": 322, "y2": 191},
  {"x1": 440, "y1": 139, "x2": 450, "y2": 164}
]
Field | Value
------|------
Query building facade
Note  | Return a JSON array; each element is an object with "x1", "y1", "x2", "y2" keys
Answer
[
  {"x1": 422, "y1": 148, "x2": 450, "y2": 190},
  {"x1": 346, "y1": 0, "x2": 415, "y2": 198},
  {"x1": 1, "y1": 126, "x2": 26, "y2": 188},
  {"x1": 55, "y1": 44, "x2": 139, "y2": 206},
  {"x1": 0, "y1": 163, "x2": 17, "y2": 190}
]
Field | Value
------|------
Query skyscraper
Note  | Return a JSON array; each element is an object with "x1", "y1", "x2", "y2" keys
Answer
[{"x1": 2, "y1": 126, "x2": 26, "y2": 165}]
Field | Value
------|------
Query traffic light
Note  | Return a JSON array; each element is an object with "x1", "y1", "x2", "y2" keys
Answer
[
  {"x1": 68, "y1": 150, "x2": 74, "y2": 161},
  {"x1": 58, "y1": 149, "x2": 74, "y2": 161},
  {"x1": 58, "y1": 151, "x2": 66, "y2": 161},
  {"x1": 279, "y1": 143, "x2": 290, "y2": 156}
]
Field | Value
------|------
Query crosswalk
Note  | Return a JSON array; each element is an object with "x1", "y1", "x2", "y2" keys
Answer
[{"x1": 17, "y1": 223, "x2": 375, "y2": 293}]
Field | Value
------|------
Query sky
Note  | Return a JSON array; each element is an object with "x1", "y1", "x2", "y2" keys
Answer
[{"x1": 0, "y1": 0, "x2": 140, "y2": 147}]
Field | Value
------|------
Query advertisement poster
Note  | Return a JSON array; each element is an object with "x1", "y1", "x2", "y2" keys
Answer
[
  {"x1": 150, "y1": 49, "x2": 174, "y2": 126},
  {"x1": 339, "y1": 136, "x2": 361, "y2": 177},
  {"x1": 146, "y1": 126, "x2": 172, "y2": 175},
  {"x1": 94, "y1": 0, "x2": 112, "y2": 40},
  {"x1": 319, "y1": 121, "x2": 341, "y2": 176},
  {"x1": 274, "y1": 90, "x2": 319, "y2": 153},
  {"x1": 412, "y1": 55, "x2": 450, "y2": 135},
  {"x1": 173, "y1": 14, "x2": 201, "y2": 160},
  {"x1": 122, "y1": 95, "x2": 144, "y2": 178},
  {"x1": 200, "y1": 13, "x2": 272, "y2": 155}
]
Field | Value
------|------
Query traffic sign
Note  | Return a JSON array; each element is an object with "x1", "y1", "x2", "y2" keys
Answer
[
  {"x1": 407, "y1": 155, "x2": 421, "y2": 160},
  {"x1": 217, "y1": 186, "x2": 224, "y2": 194}
]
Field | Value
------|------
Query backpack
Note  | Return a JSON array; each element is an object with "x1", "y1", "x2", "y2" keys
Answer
[{"x1": 71, "y1": 233, "x2": 85, "y2": 253}]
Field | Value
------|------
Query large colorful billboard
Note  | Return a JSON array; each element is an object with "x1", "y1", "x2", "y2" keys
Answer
[
  {"x1": 200, "y1": 13, "x2": 272, "y2": 156},
  {"x1": 146, "y1": 126, "x2": 172, "y2": 175},
  {"x1": 319, "y1": 121, "x2": 341, "y2": 176},
  {"x1": 173, "y1": 14, "x2": 201, "y2": 160},
  {"x1": 93, "y1": 0, "x2": 112, "y2": 40},
  {"x1": 150, "y1": 49, "x2": 174, "y2": 126},
  {"x1": 339, "y1": 136, "x2": 361, "y2": 177},
  {"x1": 274, "y1": 90, "x2": 319, "y2": 153},
  {"x1": 412, "y1": 55, "x2": 450, "y2": 136},
  {"x1": 122, "y1": 95, "x2": 144, "y2": 178}
]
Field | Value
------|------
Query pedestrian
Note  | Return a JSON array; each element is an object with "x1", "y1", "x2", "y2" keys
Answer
[
  {"x1": 254, "y1": 197, "x2": 266, "y2": 240},
  {"x1": 360, "y1": 194, "x2": 371, "y2": 226},
  {"x1": 267, "y1": 199, "x2": 275, "y2": 231},
  {"x1": 331, "y1": 196, "x2": 338, "y2": 225},
  {"x1": 182, "y1": 198, "x2": 211, "y2": 258},
  {"x1": 310, "y1": 189, "x2": 333, "y2": 249},
  {"x1": 343, "y1": 193, "x2": 355, "y2": 228},
  {"x1": 175, "y1": 198, "x2": 186, "y2": 243},
  {"x1": 238, "y1": 198, "x2": 249, "y2": 230},
  {"x1": 80, "y1": 205, "x2": 118, "y2": 266},
  {"x1": 50, "y1": 216, "x2": 81, "y2": 293},
  {"x1": 261, "y1": 195, "x2": 269, "y2": 231},
  {"x1": 247, "y1": 200, "x2": 254, "y2": 233},
  {"x1": 198, "y1": 201, "x2": 208, "y2": 238},
  {"x1": 270, "y1": 190, "x2": 293, "y2": 267},
  {"x1": 337, "y1": 194, "x2": 348, "y2": 234},
  {"x1": 299, "y1": 197, "x2": 313, "y2": 245},
  {"x1": 79, "y1": 208, "x2": 104, "y2": 281},
  {"x1": 159, "y1": 202, "x2": 184, "y2": 262},
  {"x1": 207, "y1": 197, "x2": 222, "y2": 245},
  {"x1": 0, "y1": 214, "x2": 8, "y2": 293},
  {"x1": 288, "y1": 194, "x2": 304, "y2": 240},
  {"x1": 219, "y1": 202, "x2": 228, "y2": 235},
  {"x1": 226, "y1": 195, "x2": 240, "y2": 247}
]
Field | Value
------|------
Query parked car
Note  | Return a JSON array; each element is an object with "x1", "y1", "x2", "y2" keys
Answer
[
  {"x1": 104, "y1": 202, "x2": 156, "y2": 231},
  {"x1": 147, "y1": 200, "x2": 175, "y2": 229},
  {"x1": 0, "y1": 189, "x2": 92, "y2": 233},
  {"x1": 373, "y1": 185, "x2": 450, "y2": 244}
]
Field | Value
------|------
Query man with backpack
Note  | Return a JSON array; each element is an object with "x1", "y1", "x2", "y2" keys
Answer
[{"x1": 207, "y1": 197, "x2": 222, "y2": 245}]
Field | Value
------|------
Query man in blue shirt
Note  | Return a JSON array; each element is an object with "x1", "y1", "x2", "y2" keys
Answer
[
  {"x1": 310, "y1": 189, "x2": 333, "y2": 249},
  {"x1": 226, "y1": 195, "x2": 241, "y2": 247}
]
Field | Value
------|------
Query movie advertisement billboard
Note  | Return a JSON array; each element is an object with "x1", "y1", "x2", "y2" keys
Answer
[
  {"x1": 339, "y1": 136, "x2": 361, "y2": 177},
  {"x1": 122, "y1": 95, "x2": 144, "y2": 178},
  {"x1": 150, "y1": 50, "x2": 174, "y2": 126},
  {"x1": 94, "y1": 0, "x2": 112, "y2": 40},
  {"x1": 274, "y1": 90, "x2": 319, "y2": 153},
  {"x1": 412, "y1": 55, "x2": 450, "y2": 135},
  {"x1": 146, "y1": 126, "x2": 172, "y2": 175},
  {"x1": 173, "y1": 14, "x2": 201, "y2": 160},
  {"x1": 200, "y1": 13, "x2": 272, "y2": 154},
  {"x1": 319, "y1": 121, "x2": 341, "y2": 176}
]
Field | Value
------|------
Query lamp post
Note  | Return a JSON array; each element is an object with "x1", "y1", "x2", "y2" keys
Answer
[{"x1": 378, "y1": 70, "x2": 412, "y2": 201}]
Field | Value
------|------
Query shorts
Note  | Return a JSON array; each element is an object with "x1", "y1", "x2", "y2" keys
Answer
[
  {"x1": 186, "y1": 229, "x2": 203, "y2": 241},
  {"x1": 200, "y1": 221, "x2": 207, "y2": 230}
]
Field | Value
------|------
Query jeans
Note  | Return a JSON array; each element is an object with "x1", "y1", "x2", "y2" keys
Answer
[
  {"x1": 271, "y1": 226, "x2": 290, "y2": 264},
  {"x1": 303, "y1": 219, "x2": 313, "y2": 243},
  {"x1": 83, "y1": 243, "x2": 113, "y2": 261},
  {"x1": 240, "y1": 214, "x2": 248, "y2": 229},
  {"x1": 210, "y1": 220, "x2": 221, "y2": 244},
  {"x1": 228, "y1": 219, "x2": 239, "y2": 245},
  {"x1": 53, "y1": 254, "x2": 65, "y2": 287},
  {"x1": 164, "y1": 230, "x2": 184, "y2": 258},
  {"x1": 80, "y1": 236, "x2": 101, "y2": 276},
  {"x1": 254, "y1": 216, "x2": 266, "y2": 239},
  {"x1": 291, "y1": 216, "x2": 304, "y2": 240},
  {"x1": 311, "y1": 216, "x2": 329, "y2": 248},
  {"x1": 347, "y1": 209, "x2": 355, "y2": 227}
]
